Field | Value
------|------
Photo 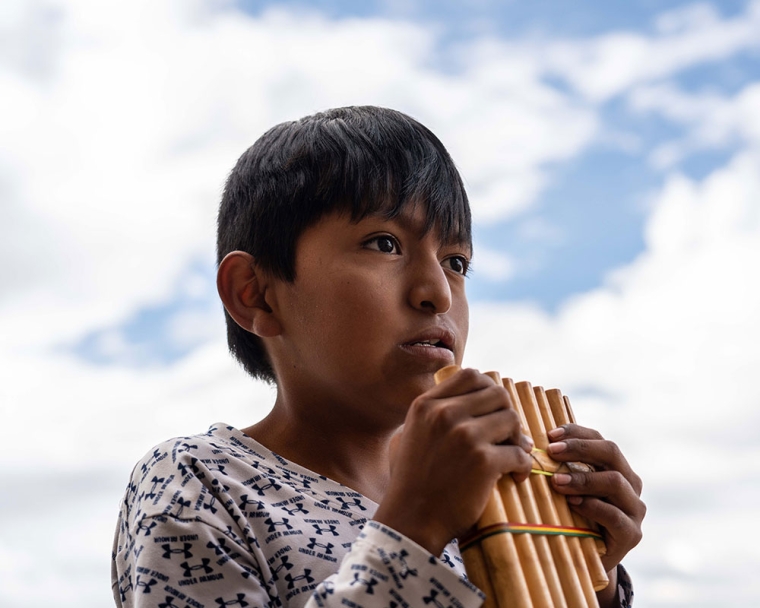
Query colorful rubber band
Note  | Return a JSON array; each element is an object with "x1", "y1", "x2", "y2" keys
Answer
[
  {"x1": 530, "y1": 469, "x2": 554, "y2": 477},
  {"x1": 531, "y1": 448, "x2": 553, "y2": 476}
]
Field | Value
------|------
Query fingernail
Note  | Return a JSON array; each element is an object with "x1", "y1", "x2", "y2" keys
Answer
[
  {"x1": 547, "y1": 441, "x2": 566, "y2": 454},
  {"x1": 524, "y1": 435, "x2": 534, "y2": 447},
  {"x1": 548, "y1": 427, "x2": 565, "y2": 439},
  {"x1": 554, "y1": 473, "x2": 571, "y2": 485},
  {"x1": 567, "y1": 496, "x2": 583, "y2": 505}
]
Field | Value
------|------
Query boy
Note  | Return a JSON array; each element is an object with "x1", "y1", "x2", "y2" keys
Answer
[{"x1": 112, "y1": 106, "x2": 644, "y2": 608}]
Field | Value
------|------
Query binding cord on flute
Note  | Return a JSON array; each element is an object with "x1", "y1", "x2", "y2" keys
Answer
[{"x1": 434, "y1": 366, "x2": 609, "y2": 608}]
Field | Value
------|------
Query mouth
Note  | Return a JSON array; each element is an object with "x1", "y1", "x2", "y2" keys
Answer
[
  {"x1": 401, "y1": 328, "x2": 456, "y2": 356},
  {"x1": 405, "y1": 338, "x2": 452, "y2": 351}
]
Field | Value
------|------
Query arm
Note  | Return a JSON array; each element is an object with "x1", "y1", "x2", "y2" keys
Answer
[{"x1": 112, "y1": 515, "x2": 276, "y2": 608}]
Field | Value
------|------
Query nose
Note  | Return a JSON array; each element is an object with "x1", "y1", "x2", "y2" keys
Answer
[{"x1": 408, "y1": 255, "x2": 452, "y2": 314}]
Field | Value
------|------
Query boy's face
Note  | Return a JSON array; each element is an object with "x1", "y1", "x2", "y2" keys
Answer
[{"x1": 268, "y1": 205, "x2": 471, "y2": 426}]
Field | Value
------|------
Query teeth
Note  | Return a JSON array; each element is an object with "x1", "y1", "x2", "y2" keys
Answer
[{"x1": 414, "y1": 339, "x2": 441, "y2": 347}]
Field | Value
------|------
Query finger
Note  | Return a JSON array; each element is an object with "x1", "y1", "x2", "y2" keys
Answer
[
  {"x1": 462, "y1": 408, "x2": 531, "y2": 450},
  {"x1": 429, "y1": 367, "x2": 493, "y2": 396},
  {"x1": 548, "y1": 423, "x2": 604, "y2": 441},
  {"x1": 567, "y1": 497, "x2": 643, "y2": 554},
  {"x1": 430, "y1": 368, "x2": 521, "y2": 409},
  {"x1": 489, "y1": 444, "x2": 533, "y2": 483},
  {"x1": 428, "y1": 383, "x2": 518, "y2": 424},
  {"x1": 551, "y1": 470, "x2": 645, "y2": 519},
  {"x1": 546, "y1": 436, "x2": 642, "y2": 495}
]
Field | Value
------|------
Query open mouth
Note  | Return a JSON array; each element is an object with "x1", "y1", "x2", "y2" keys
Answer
[
  {"x1": 402, "y1": 326, "x2": 456, "y2": 353},
  {"x1": 407, "y1": 339, "x2": 451, "y2": 351}
]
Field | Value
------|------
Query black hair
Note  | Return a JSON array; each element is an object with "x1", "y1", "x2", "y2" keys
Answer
[{"x1": 217, "y1": 105, "x2": 471, "y2": 384}]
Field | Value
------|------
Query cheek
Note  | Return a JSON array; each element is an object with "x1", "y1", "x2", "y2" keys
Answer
[
  {"x1": 308, "y1": 274, "x2": 394, "y2": 338},
  {"x1": 334, "y1": 270, "x2": 394, "y2": 310}
]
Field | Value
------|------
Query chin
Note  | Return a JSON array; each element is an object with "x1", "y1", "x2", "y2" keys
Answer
[{"x1": 399, "y1": 374, "x2": 437, "y2": 406}]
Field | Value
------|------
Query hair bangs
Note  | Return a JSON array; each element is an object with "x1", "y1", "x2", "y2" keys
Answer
[{"x1": 308, "y1": 110, "x2": 471, "y2": 248}]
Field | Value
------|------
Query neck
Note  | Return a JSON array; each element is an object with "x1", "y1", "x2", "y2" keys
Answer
[{"x1": 241, "y1": 392, "x2": 400, "y2": 504}]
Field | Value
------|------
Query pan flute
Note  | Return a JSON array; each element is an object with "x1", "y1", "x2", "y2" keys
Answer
[{"x1": 434, "y1": 366, "x2": 609, "y2": 608}]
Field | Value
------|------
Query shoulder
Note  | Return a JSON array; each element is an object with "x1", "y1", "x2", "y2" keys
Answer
[{"x1": 119, "y1": 424, "x2": 272, "y2": 522}]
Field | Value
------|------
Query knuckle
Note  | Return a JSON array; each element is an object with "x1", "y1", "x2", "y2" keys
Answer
[
  {"x1": 410, "y1": 396, "x2": 434, "y2": 417},
  {"x1": 460, "y1": 368, "x2": 482, "y2": 384},
  {"x1": 517, "y1": 448, "x2": 533, "y2": 472},
  {"x1": 608, "y1": 471, "x2": 626, "y2": 493},
  {"x1": 606, "y1": 440, "x2": 622, "y2": 460},
  {"x1": 615, "y1": 510, "x2": 629, "y2": 531},
  {"x1": 451, "y1": 422, "x2": 478, "y2": 447},
  {"x1": 430, "y1": 404, "x2": 457, "y2": 430},
  {"x1": 502, "y1": 408, "x2": 520, "y2": 430},
  {"x1": 486, "y1": 384, "x2": 510, "y2": 406},
  {"x1": 574, "y1": 472, "x2": 590, "y2": 488},
  {"x1": 471, "y1": 445, "x2": 491, "y2": 469}
]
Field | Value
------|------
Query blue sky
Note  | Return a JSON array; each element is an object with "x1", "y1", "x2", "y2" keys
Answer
[{"x1": 241, "y1": 0, "x2": 750, "y2": 36}]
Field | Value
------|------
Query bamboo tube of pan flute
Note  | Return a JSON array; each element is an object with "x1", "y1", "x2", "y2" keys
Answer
[
  {"x1": 462, "y1": 538, "x2": 498, "y2": 608},
  {"x1": 484, "y1": 371, "x2": 554, "y2": 608},
  {"x1": 533, "y1": 386, "x2": 599, "y2": 606},
  {"x1": 502, "y1": 378, "x2": 568, "y2": 608},
  {"x1": 546, "y1": 389, "x2": 609, "y2": 591},
  {"x1": 515, "y1": 381, "x2": 593, "y2": 608}
]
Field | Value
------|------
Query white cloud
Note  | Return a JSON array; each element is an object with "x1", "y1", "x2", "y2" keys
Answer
[
  {"x1": 542, "y1": 1, "x2": 760, "y2": 101},
  {"x1": 166, "y1": 306, "x2": 225, "y2": 351},
  {"x1": 629, "y1": 81, "x2": 760, "y2": 167},
  {"x1": 471, "y1": 244, "x2": 516, "y2": 282}
]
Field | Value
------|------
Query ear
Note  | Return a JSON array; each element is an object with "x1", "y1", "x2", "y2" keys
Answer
[{"x1": 217, "y1": 251, "x2": 282, "y2": 338}]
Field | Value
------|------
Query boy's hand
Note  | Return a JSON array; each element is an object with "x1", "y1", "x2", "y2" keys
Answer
[
  {"x1": 373, "y1": 368, "x2": 533, "y2": 557},
  {"x1": 546, "y1": 424, "x2": 645, "y2": 573}
]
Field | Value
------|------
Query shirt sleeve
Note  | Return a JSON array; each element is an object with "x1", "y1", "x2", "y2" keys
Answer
[
  {"x1": 309, "y1": 520, "x2": 484, "y2": 608},
  {"x1": 615, "y1": 564, "x2": 634, "y2": 608}
]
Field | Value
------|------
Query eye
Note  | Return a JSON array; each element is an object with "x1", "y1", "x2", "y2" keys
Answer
[
  {"x1": 364, "y1": 235, "x2": 400, "y2": 255},
  {"x1": 442, "y1": 255, "x2": 470, "y2": 276}
]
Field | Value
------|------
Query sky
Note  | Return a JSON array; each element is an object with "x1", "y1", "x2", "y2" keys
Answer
[{"x1": 1, "y1": 0, "x2": 759, "y2": 606}]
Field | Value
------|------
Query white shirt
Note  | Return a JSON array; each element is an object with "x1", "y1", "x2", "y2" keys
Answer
[{"x1": 111, "y1": 423, "x2": 484, "y2": 608}]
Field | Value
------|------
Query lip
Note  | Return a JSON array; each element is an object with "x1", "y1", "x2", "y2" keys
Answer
[
  {"x1": 400, "y1": 326, "x2": 457, "y2": 361},
  {"x1": 399, "y1": 342, "x2": 456, "y2": 363}
]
